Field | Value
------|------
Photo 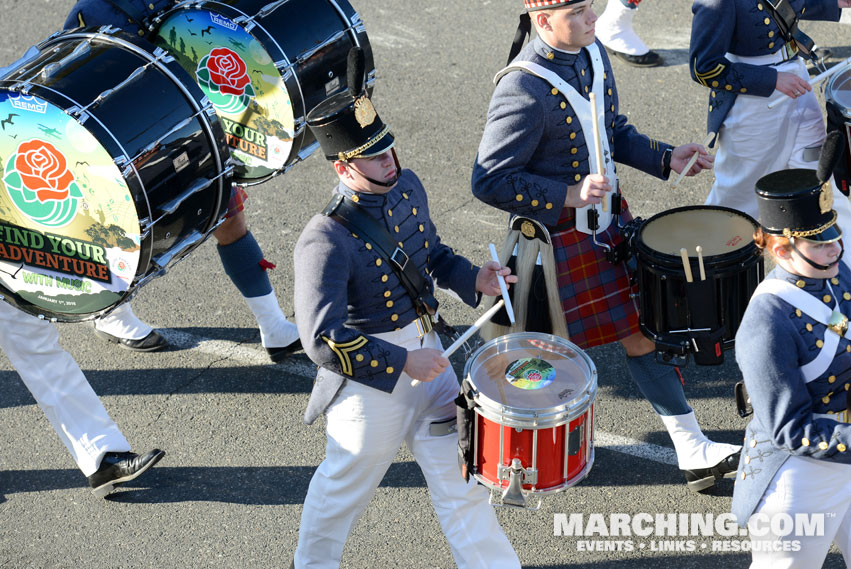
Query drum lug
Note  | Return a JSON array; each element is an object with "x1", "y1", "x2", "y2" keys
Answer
[{"x1": 152, "y1": 47, "x2": 175, "y2": 64}]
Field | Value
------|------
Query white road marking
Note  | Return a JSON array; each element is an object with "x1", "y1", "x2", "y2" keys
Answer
[{"x1": 158, "y1": 328, "x2": 679, "y2": 467}]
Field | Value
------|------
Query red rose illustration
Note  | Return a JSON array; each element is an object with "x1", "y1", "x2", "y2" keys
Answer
[
  {"x1": 206, "y1": 47, "x2": 251, "y2": 96},
  {"x1": 15, "y1": 139, "x2": 75, "y2": 203}
]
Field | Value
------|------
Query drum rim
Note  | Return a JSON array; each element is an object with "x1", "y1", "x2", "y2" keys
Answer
[
  {"x1": 826, "y1": 64, "x2": 851, "y2": 119},
  {"x1": 463, "y1": 331, "x2": 598, "y2": 427},
  {"x1": 635, "y1": 204, "x2": 759, "y2": 265}
]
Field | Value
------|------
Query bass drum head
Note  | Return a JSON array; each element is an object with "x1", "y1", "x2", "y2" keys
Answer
[
  {"x1": 465, "y1": 332, "x2": 596, "y2": 425},
  {"x1": 0, "y1": 91, "x2": 141, "y2": 318},
  {"x1": 152, "y1": 0, "x2": 373, "y2": 184},
  {"x1": 638, "y1": 206, "x2": 757, "y2": 260}
]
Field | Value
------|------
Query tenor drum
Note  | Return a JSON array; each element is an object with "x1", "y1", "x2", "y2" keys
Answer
[
  {"x1": 149, "y1": 0, "x2": 375, "y2": 184},
  {"x1": 0, "y1": 29, "x2": 231, "y2": 321},
  {"x1": 633, "y1": 206, "x2": 763, "y2": 365},
  {"x1": 825, "y1": 66, "x2": 851, "y2": 195},
  {"x1": 464, "y1": 332, "x2": 596, "y2": 509}
]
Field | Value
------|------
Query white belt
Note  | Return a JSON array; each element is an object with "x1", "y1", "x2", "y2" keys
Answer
[
  {"x1": 726, "y1": 44, "x2": 797, "y2": 66},
  {"x1": 372, "y1": 313, "x2": 438, "y2": 346}
]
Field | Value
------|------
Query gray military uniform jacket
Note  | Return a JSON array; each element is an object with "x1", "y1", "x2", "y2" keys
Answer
[
  {"x1": 294, "y1": 169, "x2": 480, "y2": 424},
  {"x1": 732, "y1": 263, "x2": 851, "y2": 525}
]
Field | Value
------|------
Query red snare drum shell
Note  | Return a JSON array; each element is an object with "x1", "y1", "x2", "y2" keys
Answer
[{"x1": 464, "y1": 332, "x2": 597, "y2": 496}]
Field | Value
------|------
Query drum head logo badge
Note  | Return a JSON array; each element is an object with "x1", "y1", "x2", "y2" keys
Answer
[
  {"x1": 505, "y1": 357, "x2": 556, "y2": 390},
  {"x1": 3, "y1": 139, "x2": 83, "y2": 227},
  {"x1": 354, "y1": 96, "x2": 377, "y2": 128},
  {"x1": 196, "y1": 47, "x2": 256, "y2": 114},
  {"x1": 820, "y1": 182, "x2": 833, "y2": 214}
]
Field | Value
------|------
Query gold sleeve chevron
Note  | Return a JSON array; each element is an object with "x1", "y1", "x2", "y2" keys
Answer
[
  {"x1": 649, "y1": 139, "x2": 661, "y2": 151},
  {"x1": 693, "y1": 59, "x2": 726, "y2": 88},
  {"x1": 322, "y1": 335, "x2": 369, "y2": 376}
]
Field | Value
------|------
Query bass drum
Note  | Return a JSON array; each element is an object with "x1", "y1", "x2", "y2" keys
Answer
[
  {"x1": 0, "y1": 28, "x2": 231, "y2": 321},
  {"x1": 149, "y1": 0, "x2": 375, "y2": 184}
]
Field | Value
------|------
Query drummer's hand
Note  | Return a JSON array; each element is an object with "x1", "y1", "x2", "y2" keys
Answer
[
  {"x1": 671, "y1": 143, "x2": 714, "y2": 177},
  {"x1": 776, "y1": 71, "x2": 812, "y2": 99},
  {"x1": 476, "y1": 261, "x2": 517, "y2": 296},
  {"x1": 565, "y1": 173, "x2": 610, "y2": 208},
  {"x1": 404, "y1": 349, "x2": 449, "y2": 383}
]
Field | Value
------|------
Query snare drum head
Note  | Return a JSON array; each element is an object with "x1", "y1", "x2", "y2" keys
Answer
[
  {"x1": 0, "y1": 92, "x2": 141, "y2": 316},
  {"x1": 640, "y1": 206, "x2": 756, "y2": 258},
  {"x1": 153, "y1": 7, "x2": 296, "y2": 181},
  {"x1": 827, "y1": 66, "x2": 851, "y2": 115},
  {"x1": 466, "y1": 333, "x2": 596, "y2": 416}
]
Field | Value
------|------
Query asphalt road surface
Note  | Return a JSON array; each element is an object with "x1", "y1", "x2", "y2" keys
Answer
[{"x1": 0, "y1": 1, "x2": 849, "y2": 567}]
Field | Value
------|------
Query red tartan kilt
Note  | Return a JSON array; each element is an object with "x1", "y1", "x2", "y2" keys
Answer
[
  {"x1": 225, "y1": 185, "x2": 249, "y2": 219},
  {"x1": 550, "y1": 199, "x2": 640, "y2": 350}
]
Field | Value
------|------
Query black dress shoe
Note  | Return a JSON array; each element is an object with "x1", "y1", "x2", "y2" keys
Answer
[
  {"x1": 682, "y1": 451, "x2": 740, "y2": 492},
  {"x1": 94, "y1": 329, "x2": 168, "y2": 352},
  {"x1": 88, "y1": 449, "x2": 165, "y2": 498},
  {"x1": 267, "y1": 338, "x2": 303, "y2": 364},
  {"x1": 608, "y1": 48, "x2": 662, "y2": 68}
]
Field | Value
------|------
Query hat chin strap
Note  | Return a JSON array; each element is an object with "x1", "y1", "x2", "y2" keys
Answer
[
  {"x1": 349, "y1": 149, "x2": 401, "y2": 189},
  {"x1": 790, "y1": 237, "x2": 845, "y2": 271}
]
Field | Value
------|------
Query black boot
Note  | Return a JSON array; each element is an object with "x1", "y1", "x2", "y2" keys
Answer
[{"x1": 682, "y1": 451, "x2": 740, "y2": 492}]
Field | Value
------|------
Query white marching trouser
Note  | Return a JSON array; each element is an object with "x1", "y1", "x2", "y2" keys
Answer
[
  {"x1": 747, "y1": 454, "x2": 851, "y2": 568},
  {"x1": 0, "y1": 301, "x2": 130, "y2": 475},
  {"x1": 706, "y1": 57, "x2": 851, "y2": 236},
  {"x1": 294, "y1": 323, "x2": 520, "y2": 569}
]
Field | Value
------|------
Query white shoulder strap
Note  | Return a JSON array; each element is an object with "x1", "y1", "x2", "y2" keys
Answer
[
  {"x1": 494, "y1": 44, "x2": 615, "y2": 233},
  {"x1": 751, "y1": 279, "x2": 850, "y2": 382}
]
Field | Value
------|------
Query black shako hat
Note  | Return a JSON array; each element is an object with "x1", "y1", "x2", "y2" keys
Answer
[
  {"x1": 755, "y1": 168, "x2": 841, "y2": 243},
  {"x1": 307, "y1": 48, "x2": 394, "y2": 162}
]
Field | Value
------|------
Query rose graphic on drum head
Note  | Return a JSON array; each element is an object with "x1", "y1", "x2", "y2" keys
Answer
[
  {"x1": 196, "y1": 47, "x2": 256, "y2": 114},
  {"x1": 3, "y1": 139, "x2": 82, "y2": 227}
]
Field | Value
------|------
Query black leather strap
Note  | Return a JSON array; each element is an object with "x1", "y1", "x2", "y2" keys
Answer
[
  {"x1": 322, "y1": 194, "x2": 439, "y2": 317},
  {"x1": 764, "y1": 0, "x2": 818, "y2": 61}
]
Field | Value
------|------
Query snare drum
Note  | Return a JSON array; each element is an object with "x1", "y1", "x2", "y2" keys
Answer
[
  {"x1": 825, "y1": 66, "x2": 851, "y2": 195},
  {"x1": 633, "y1": 206, "x2": 763, "y2": 365},
  {"x1": 149, "y1": 0, "x2": 374, "y2": 184},
  {"x1": 463, "y1": 332, "x2": 596, "y2": 509},
  {"x1": 0, "y1": 28, "x2": 231, "y2": 321}
]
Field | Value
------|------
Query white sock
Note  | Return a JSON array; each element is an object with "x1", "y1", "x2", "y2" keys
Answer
[
  {"x1": 94, "y1": 302, "x2": 152, "y2": 340},
  {"x1": 595, "y1": 0, "x2": 650, "y2": 56}
]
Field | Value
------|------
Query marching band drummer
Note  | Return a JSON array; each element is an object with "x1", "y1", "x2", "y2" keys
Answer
[
  {"x1": 60, "y1": 0, "x2": 302, "y2": 362},
  {"x1": 291, "y1": 59, "x2": 520, "y2": 568},
  {"x1": 689, "y1": 0, "x2": 851, "y2": 223},
  {"x1": 472, "y1": 0, "x2": 740, "y2": 492},
  {"x1": 733, "y1": 169, "x2": 851, "y2": 566}
]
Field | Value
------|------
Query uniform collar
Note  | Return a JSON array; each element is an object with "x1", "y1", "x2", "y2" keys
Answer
[
  {"x1": 336, "y1": 181, "x2": 386, "y2": 209},
  {"x1": 533, "y1": 36, "x2": 581, "y2": 64},
  {"x1": 773, "y1": 264, "x2": 829, "y2": 293}
]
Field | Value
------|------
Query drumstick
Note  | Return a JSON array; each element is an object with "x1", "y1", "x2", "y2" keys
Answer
[
  {"x1": 410, "y1": 299, "x2": 505, "y2": 387},
  {"x1": 696, "y1": 245, "x2": 706, "y2": 281},
  {"x1": 680, "y1": 248, "x2": 694, "y2": 283},
  {"x1": 670, "y1": 132, "x2": 715, "y2": 188},
  {"x1": 767, "y1": 57, "x2": 851, "y2": 109},
  {"x1": 588, "y1": 92, "x2": 608, "y2": 212},
  {"x1": 489, "y1": 243, "x2": 515, "y2": 324}
]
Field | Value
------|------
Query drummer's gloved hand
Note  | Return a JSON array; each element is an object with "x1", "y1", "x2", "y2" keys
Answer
[{"x1": 404, "y1": 349, "x2": 449, "y2": 383}]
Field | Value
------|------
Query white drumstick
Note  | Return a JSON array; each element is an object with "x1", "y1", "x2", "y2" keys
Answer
[
  {"x1": 696, "y1": 245, "x2": 706, "y2": 281},
  {"x1": 670, "y1": 132, "x2": 715, "y2": 188},
  {"x1": 680, "y1": 248, "x2": 694, "y2": 283},
  {"x1": 767, "y1": 57, "x2": 851, "y2": 109},
  {"x1": 489, "y1": 243, "x2": 515, "y2": 324},
  {"x1": 410, "y1": 299, "x2": 505, "y2": 387}
]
